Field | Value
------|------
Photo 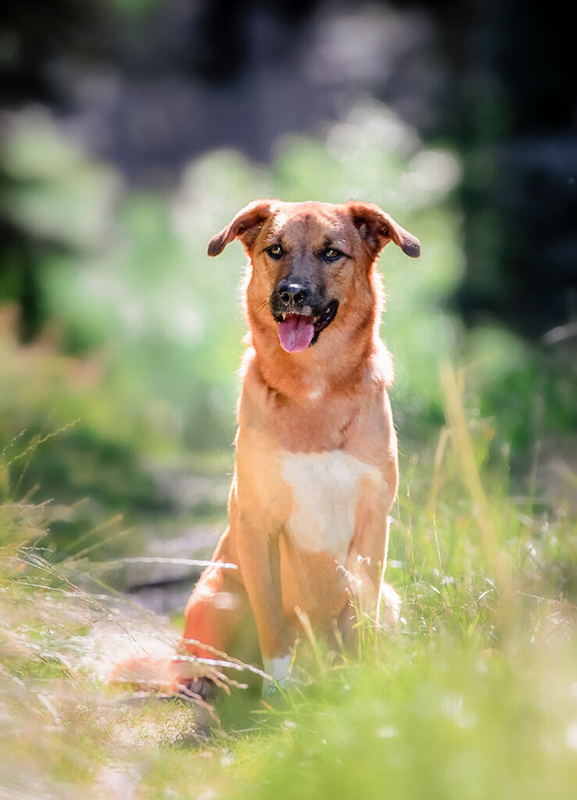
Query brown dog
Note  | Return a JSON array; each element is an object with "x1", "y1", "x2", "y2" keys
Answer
[{"x1": 181, "y1": 200, "x2": 420, "y2": 690}]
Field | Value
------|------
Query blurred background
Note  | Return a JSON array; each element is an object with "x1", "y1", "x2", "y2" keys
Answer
[{"x1": 0, "y1": 0, "x2": 575, "y2": 607}]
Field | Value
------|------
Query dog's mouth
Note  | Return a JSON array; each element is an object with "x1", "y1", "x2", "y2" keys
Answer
[{"x1": 274, "y1": 300, "x2": 339, "y2": 354}]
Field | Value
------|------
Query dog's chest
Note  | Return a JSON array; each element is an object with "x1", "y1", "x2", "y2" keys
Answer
[{"x1": 281, "y1": 450, "x2": 384, "y2": 560}]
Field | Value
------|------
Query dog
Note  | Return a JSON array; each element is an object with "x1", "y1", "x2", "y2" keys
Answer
[{"x1": 179, "y1": 200, "x2": 420, "y2": 692}]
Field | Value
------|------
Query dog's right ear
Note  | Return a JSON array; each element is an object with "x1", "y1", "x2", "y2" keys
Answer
[
  {"x1": 346, "y1": 201, "x2": 421, "y2": 259},
  {"x1": 207, "y1": 200, "x2": 276, "y2": 257}
]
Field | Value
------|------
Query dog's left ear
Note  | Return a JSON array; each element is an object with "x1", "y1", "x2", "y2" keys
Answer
[
  {"x1": 207, "y1": 200, "x2": 276, "y2": 256},
  {"x1": 346, "y1": 201, "x2": 421, "y2": 258}
]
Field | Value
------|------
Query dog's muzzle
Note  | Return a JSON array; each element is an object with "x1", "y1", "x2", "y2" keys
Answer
[{"x1": 270, "y1": 281, "x2": 339, "y2": 354}]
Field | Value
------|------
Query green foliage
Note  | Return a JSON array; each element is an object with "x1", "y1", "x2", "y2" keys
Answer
[{"x1": 2, "y1": 105, "x2": 463, "y2": 461}]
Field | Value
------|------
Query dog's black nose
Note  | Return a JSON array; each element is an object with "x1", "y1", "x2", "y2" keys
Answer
[{"x1": 277, "y1": 281, "x2": 310, "y2": 308}]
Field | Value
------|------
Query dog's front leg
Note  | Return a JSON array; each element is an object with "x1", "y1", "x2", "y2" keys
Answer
[
  {"x1": 236, "y1": 518, "x2": 293, "y2": 688},
  {"x1": 346, "y1": 471, "x2": 400, "y2": 628}
]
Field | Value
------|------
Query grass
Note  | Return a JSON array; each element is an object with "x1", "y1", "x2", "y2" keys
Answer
[{"x1": 1, "y1": 365, "x2": 577, "y2": 799}]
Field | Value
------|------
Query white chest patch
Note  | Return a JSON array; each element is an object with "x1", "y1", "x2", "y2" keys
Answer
[{"x1": 282, "y1": 450, "x2": 385, "y2": 559}]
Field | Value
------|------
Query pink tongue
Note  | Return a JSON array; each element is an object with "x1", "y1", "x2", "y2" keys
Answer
[{"x1": 278, "y1": 314, "x2": 315, "y2": 354}]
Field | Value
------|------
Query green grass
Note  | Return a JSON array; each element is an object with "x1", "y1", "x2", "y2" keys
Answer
[{"x1": 1, "y1": 369, "x2": 576, "y2": 799}]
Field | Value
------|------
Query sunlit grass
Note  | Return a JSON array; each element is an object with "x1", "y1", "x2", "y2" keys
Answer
[{"x1": 1, "y1": 369, "x2": 576, "y2": 798}]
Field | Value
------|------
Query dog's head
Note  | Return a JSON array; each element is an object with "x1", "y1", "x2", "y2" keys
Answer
[{"x1": 208, "y1": 200, "x2": 420, "y2": 354}]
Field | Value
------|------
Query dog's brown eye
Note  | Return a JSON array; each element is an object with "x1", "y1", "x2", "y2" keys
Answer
[
  {"x1": 323, "y1": 248, "x2": 343, "y2": 263},
  {"x1": 267, "y1": 244, "x2": 284, "y2": 259}
]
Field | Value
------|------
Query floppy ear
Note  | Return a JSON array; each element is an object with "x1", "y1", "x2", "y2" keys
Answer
[
  {"x1": 346, "y1": 201, "x2": 421, "y2": 259},
  {"x1": 207, "y1": 200, "x2": 276, "y2": 257}
]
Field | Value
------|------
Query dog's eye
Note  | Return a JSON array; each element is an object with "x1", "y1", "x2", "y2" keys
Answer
[
  {"x1": 323, "y1": 248, "x2": 343, "y2": 263},
  {"x1": 267, "y1": 244, "x2": 284, "y2": 260}
]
